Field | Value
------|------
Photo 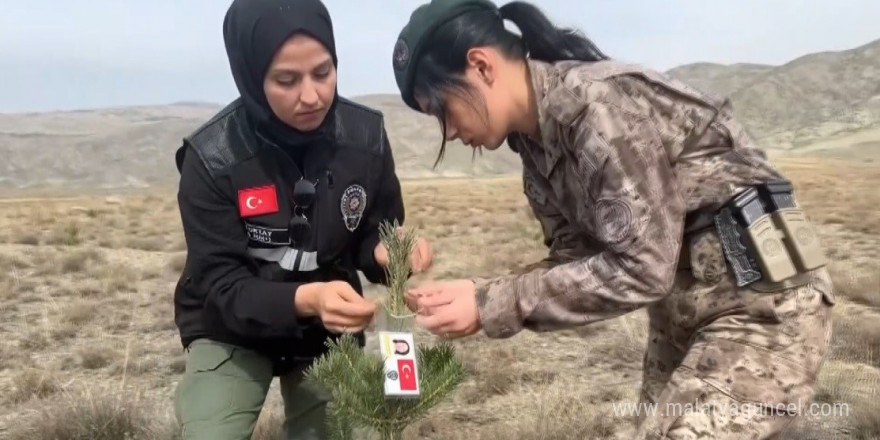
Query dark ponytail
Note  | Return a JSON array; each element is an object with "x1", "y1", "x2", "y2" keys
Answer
[
  {"x1": 498, "y1": 2, "x2": 609, "y2": 63},
  {"x1": 411, "y1": 1, "x2": 608, "y2": 167}
]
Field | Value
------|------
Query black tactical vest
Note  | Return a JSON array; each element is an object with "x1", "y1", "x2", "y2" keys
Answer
[{"x1": 173, "y1": 97, "x2": 391, "y2": 371}]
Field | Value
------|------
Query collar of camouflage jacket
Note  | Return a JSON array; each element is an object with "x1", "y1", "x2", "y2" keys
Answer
[{"x1": 524, "y1": 58, "x2": 564, "y2": 176}]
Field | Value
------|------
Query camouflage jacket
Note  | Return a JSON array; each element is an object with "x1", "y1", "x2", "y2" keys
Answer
[{"x1": 474, "y1": 59, "x2": 786, "y2": 338}]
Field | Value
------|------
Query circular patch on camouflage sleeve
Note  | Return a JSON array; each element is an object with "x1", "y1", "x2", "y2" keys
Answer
[{"x1": 594, "y1": 198, "x2": 633, "y2": 244}]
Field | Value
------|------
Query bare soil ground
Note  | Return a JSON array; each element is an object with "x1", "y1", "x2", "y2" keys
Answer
[{"x1": 0, "y1": 157, "x2": 877, "y2": 439}]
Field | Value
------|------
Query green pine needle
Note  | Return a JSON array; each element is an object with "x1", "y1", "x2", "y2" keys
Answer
[
  {"x1": 378, "y1": 219, "x2": 418, "y2": 318},
  {"x1": 303, "y1": 221, "x2": 465, "y2": 439}
]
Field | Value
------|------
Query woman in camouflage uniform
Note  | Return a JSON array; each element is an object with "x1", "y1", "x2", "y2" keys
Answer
[{"x1": 394, "y1": 1, "x2": 834, "y2": 438}]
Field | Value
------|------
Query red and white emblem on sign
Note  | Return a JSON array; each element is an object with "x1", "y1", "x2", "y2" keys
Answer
[
  {"x1": 397, "y1": 359, "x2": 417, "y2": 391},
  {"x1": 237, "y1": 185, "x2": 279, "y2": 217}
]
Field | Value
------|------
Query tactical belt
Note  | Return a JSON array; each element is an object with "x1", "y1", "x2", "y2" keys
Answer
[{"x1": 679, "y1": 180, "x2": 826, "y2": 290}]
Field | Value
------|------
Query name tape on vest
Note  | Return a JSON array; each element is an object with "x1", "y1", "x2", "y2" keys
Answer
[{"x1": 244, "y1": 222, "x2": 289, "y2": 246}]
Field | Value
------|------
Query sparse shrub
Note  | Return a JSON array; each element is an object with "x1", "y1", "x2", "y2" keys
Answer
[
  {"x1": 829, "y1": 309, "x2": 880, "y2": 367},
  {"x1": 78, "y1": 346, "x2": 116, "y2": 370},
  {"x1": 830, "y1": 264, "x2": 880, "y2": 308},
  {"x1": 0, "y1": 344, "x2": 13, "y2": 370},
  {"x1": 95, "y1": 263, "x2": 140, "y2": 293},
  {"x1": 124, "y1": 237, "x2": 165, "y2": 252},
  {"x1": 519, "y1": 369, "x2": 557, "y2": 386},
  {"x1": 0, "y1": 253, "x2": 29, "y2": 285},
  {"x1": 51, "y1": 322, "x2": 79, "y2": 341},
  {"x1": 813, "y1": 360, "x2": 880, "y2": 439},
  {"x1": 6, "y1": 390, "x2": 175, "y2": 440},
  {"x1": 851, "y1": 402, "x2": 880, "y2": 440},
  {"x1": 589, "y1": 313, "x2": 649, "y2": 365},
  {"x1": 60, "y1": 247, "x2": 104, "y2": 274},
  {"x1": 19, "y1": 330, "x2": 49, "y2": 351},
  {"x1": 468, "y1": 392, "x2": 618, "y2": 440},
  {"x1": 47, "y1": 222, "x2": 82, "y2": 246},
  {"x1": 15, "y1": 234, "x2": 40, "y2": 245},
  {"x1": 61, "y1": 254, "x2": 88, "y2": 273},
  {"x1": 62, "y1": 300, "x2": 97, "y2": 326},
  {"x1": 8, "y1": 368, "x2": 60, "y2": 403}
]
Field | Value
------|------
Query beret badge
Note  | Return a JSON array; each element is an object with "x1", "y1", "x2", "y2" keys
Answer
[{"x1": 393, "y1": 38, "x2": 410, "y2": 71}]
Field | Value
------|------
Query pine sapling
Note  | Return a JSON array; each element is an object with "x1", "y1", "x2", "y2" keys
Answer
[{"x1": 304, "y1": 220, "x2": 464, "y2": 440}]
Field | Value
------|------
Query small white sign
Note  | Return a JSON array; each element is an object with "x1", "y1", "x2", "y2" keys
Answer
[{"x1": 378, "y1": 331, "x2": 420, "y2": 398}]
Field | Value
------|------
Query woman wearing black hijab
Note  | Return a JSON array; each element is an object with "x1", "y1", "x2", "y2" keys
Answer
[{"x1": 172, "y1": 0, "x2": 431, "y2": 438}]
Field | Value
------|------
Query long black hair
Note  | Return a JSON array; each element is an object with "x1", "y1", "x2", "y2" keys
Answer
[{"x1": 411, "y1": 1, "x2": 610, "y2": 167}]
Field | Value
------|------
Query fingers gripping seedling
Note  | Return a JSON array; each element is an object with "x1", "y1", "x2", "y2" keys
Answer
[{"x1": 304, "y1": 220, "x2": 464, "y2": 440}]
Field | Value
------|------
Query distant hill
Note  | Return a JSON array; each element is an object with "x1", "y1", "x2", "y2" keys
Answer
[
  {"x1": 1, "y1": 38, "x2": 878, "y2": 192},
  {"x1": 668, "y1": 38, "x2": 880, "y2": 151},
  {"x1": 666, "y1": 62, "x2": 774, "y2": 97},
  {"x1": 351, "y1": 94, "x2": 523, "y2": 179},
  {"x1": 0, "y1": 103, "x2": 218, "y2": 192},
  {"x1": 0, "y1": 97, "x2": 521, "y2": 193}
]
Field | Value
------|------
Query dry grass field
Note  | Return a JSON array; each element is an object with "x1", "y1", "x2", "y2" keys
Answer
[{"x1": 0, "y1": 157, "x2": 878, "y2": 439}]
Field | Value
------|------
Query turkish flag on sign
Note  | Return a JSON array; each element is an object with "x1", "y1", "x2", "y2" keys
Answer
[
  {"x1": 397, "y1": 359, "x2": 417, "y2": 391},
  {"x1": 237, "y1": 185, "x2": 279, "y2": 217}
]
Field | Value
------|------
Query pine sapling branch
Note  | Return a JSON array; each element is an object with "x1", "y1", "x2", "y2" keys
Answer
[
  {"x1": 378, "y1": 219, "x2": 417, "y2": 319},
  {"x1": 303, "y1": 220, "x2": 465, "y2": 439}
]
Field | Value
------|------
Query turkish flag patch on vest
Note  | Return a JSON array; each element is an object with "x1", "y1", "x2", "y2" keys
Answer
[{"x1": 238, "y1": 185, "x2": 279, "y2": 217}]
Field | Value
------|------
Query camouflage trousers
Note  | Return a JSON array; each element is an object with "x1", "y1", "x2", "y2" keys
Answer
[{"x1": 633, "y1": 230, "x2": 835, "y2": 439}]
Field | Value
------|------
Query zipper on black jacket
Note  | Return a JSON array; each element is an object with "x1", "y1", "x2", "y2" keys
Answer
[{"x1": 256, "y1": 130, "x2": 323, "y2": 269}]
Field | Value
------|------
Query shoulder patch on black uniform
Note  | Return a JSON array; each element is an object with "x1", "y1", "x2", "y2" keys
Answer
[
  {"x1": 177, "y1": 99, "x2": 262, "y2": 177},
  {"x1": 333, "y1": 97, "x2": 386, "y2": 156}
]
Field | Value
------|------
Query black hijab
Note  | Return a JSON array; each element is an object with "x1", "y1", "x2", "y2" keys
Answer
[{"x1": 223, "y1": 0, "x2": 339, "y2": 150}]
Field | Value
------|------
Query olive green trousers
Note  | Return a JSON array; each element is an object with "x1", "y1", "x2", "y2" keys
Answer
[{"x1": 174, "y1": 338, "x2": 330, "y2": 440}]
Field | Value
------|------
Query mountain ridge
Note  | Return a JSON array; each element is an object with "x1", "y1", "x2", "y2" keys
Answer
[{"x1": 1, "y1": 38, "x2": 878, "y2": 192}]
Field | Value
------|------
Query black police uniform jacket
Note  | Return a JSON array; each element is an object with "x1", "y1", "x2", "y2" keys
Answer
[{"x1": 173, "y1": 96, "x2": 403, "y2": 374}]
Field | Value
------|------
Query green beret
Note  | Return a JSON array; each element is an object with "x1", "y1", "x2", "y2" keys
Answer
[{"x1": 392, "y1": 0, "x2": 499, "y2": 111}]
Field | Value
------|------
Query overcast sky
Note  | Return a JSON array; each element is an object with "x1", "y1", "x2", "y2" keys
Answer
[{"x1": 1, "y1": 0, "x2": 878, "y2": 113}]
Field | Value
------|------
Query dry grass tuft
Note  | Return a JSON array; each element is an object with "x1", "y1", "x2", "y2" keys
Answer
[
  {"x1": 812, "y1": 360, "x2": 880, "y2": 440},
  {"x1": 474, "y1": 389, "x2": 618, "y2": 440},
  {"x1": 830, "y1": 263, "x2": 880, "y2": 308},
  {"x1": 8, "y1": 368, "x2": 60, "y2": 403},
  {"x1": 5, "y1": 385, "x2": 291, "y2": 440},
  {"x1": 5, "y1": 390, "x2": 177, "y2": 440},
  {"x1": 587, "y1": 312, "x2": 649, "y2": 366},
  {"x1": 60, "y1": 247, "x2": 105, "y2": 274},
  {"x1": 61, "y1": 300, "x2": 98, "y2": 326},
  {"x1": 15, "y1": 234, "x2": 40, "y2": 245},
  {"x1": 828, "y1": 305, "x2": 880, "y2": 367},
  {"x1": 0, "y1": 343, "x2": 14, "y2": 371},
  {"x1": 783, "y1": 160, "x2": 880, "y2": 235},
  {"x1": 19, "y1": 330, "x2": 49, "y2": 351},
  {"x1": 45, "y1": 222, "x2": 83, "y2": 246},
  {"x1": 76, "y1": 345, "x2": 118, "y2": 370},
  {"x1": 124, "y1": 237, "x2": 166, "y2": 252}
]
